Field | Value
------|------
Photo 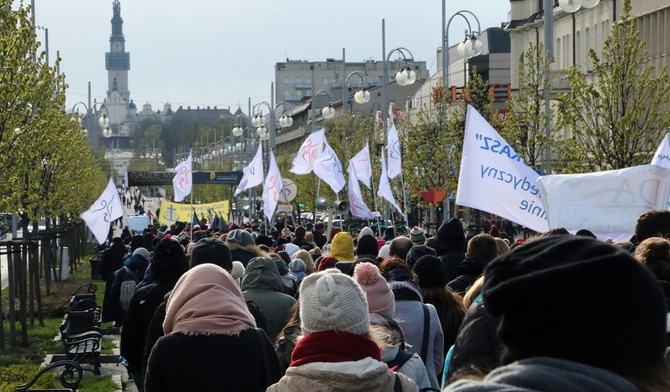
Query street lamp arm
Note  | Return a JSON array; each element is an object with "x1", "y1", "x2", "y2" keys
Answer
[
  {"x1": 385, "y1": 47, "x2": 415, "y2": 63},
  {"x1": 345, "y1": 71, "x2": 368, "y2": 88}
]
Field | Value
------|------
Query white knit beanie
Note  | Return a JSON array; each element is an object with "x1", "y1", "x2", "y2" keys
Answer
[{"x1": 299, "y1": 269, "x2": 370, "y2": 336}]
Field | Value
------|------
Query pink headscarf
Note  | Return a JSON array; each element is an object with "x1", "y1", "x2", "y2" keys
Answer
[{"x1": 163, "y1": 264, "x2": 256, "y2": 335}]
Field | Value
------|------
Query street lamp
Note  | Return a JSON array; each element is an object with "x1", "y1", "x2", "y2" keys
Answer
[
  {"x1": 343, "y1": 71, "x2": 371, "y2": 114},
  {"x1": 71, "y1": 98, "x2": 109, "y2": 149},
  {"x1": 310, "y1": 89, "x2": 336, "y2": 132},
  {"x1": 542, "y1": 0, "x2": 600, "y2": 172},
  {"x1": 252, "y1": 84, "x2": 294, "y2": 154},
  {"x1": 381, "y1": 19, "x2": 417, "y2": 138},
  {"x1": 442, "y1": 10, "x2": 482, "y2": 98}
]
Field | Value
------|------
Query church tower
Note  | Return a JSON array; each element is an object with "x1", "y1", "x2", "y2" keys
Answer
[{"x1": 105, "y1": 0, "x2": 130, "y2": 126}]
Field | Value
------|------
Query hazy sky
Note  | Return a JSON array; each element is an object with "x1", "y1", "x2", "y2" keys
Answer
[{"x1": 30, "y1": 1, "x2": 510, "y2": 113}]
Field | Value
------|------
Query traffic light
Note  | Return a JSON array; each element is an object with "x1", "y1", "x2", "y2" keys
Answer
[
  {"x1": 437, "y1": 203, "x2": 443, "y2": 213},
  {"x1": 298, "y1": 203, "x2": 305, "y2": 207}
]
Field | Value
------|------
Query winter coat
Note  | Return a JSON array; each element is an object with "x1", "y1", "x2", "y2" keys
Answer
[
  {"x1": 312, "y1": 230, "x2": 327, "y2": 249},
  {"x1": 99, "y1": 243, "x2": 127, "y2": 323},
  {"x1": 381, "y1": 346, "x2": 431, "y2": 390},
  {"x1": 444, "y1": 357, "x2": 640, "y2": 392},
  {"x1": 447, "y1": 256, "x2": 495, "y2": 296},
  {"x1": 120, "y1": 279, "x2": 179, "y2": 376},
  {"x1": 267, "y1": 357, "x2": 418, "y2": 392},
  {"x1": 241, "y1": 258, "x2": 297, "y2": 342},
  {"x1": 432, "y1": 218, "x2": 467, "y2": 281},
  {"x1": 145, "y1": 329, "x2": 281, "y2": 392},
  {"x1": 275, "y1": 324, "x2": 301, "y2": 374},
  {"x1": 227, "y1": 240, "x2": 268, "y2": 267},
  {"x1": 394, "y1": 300, "x2": 444, "y2": 390},
  {"x1": 447, "y1": 300, "x2": 502, "y2": 380}
]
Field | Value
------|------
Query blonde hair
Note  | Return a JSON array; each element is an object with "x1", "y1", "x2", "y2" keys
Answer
[
  {"x1": 292, "y1": 249, "x2": 315, "y2": 274},
  {"x1": 463, "y1": 275, "x2": 485, "y2": 309},
  {"x1": 494, "y1": 237, "x2": 510, "y2": 256}
]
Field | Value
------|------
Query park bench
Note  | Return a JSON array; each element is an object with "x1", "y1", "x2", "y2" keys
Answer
[
  {"x1": 57, "y1": 288, "x2": 103, "y2": 375},
  {"x1": 14, "y1": 360, "x2": 83, "y2": 391}
]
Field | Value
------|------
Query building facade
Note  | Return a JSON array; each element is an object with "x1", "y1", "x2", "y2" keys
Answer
[{"x1": 275, "y1": 58, "x2": 429, "y2": 109}]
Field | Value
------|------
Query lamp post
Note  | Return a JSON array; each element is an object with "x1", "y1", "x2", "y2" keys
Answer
[
  {"x1": 542, "y1": 0, "x2": 600, "y2": 172},
  {"x1": 71, "y1": 82, "x2": 110, "y2": 150},
  {"x1": 252, "y1": 84, "x2": 294, "y2": 168},
  {"x1": 140, "y1": 143, "x2": 162, "y2": 197},
  {"x1": 381, "y1": 19, "x2": 417, "y2": 138},
  {"x1": 310, "y1": 89, "x2": 336, "y2": 132},
  {"x1": 442, "y1": 10, "x2": 483, "y2": 100},
  {"x1": 381, "y1": 19, "x2": 417, "y2": 223},
  {"x1": 343, "y1": 71, "x2": 371, "y2": 114}
]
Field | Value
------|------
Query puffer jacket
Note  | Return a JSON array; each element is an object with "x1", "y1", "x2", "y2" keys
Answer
[
  {"x1": 241, "y1": 257, "x2": 296, "y2": 342},
  {"x1": 267, "y1": 357, "x2": 418, "y2": 392},
  {"x1": 226, "y1": 240, "x2": 268, "y2": 267}
]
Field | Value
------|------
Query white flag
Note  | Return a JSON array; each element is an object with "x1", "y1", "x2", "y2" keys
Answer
[
  {"x1": 456, "y1": 105, "x2": 549, "y2": 233},
  {"x1": 262, "y1": 151, "x2": 283, "y2": 223},
  {"x1": 81, "y1": 177, "x2": 124, "y2": 245},
  {"x1": 538, "y1": 165, "x2": 670, "y2": 239},
  {"x1": 377, "y1": 151, "x2": 405, "y2": 219},
  {"x1": 234, "y1": 144, "x2": 264, "y2": 197},
  {"x1": 351, "y1": 143, "x2": 373, "y2": 189},
  {"x1": 387, "y1": 123, "x2": 402, "y2": 179},
  {"x1": 290, "y1": 128, "x2": 325, "y2": 175},
  {"x1": 348, "y1": 161, "x2": 375, "y2": 219},
  {"x1": 172, "y1": 150, "x2": 193, "y2": 202},
  {"x1": 313, "y1": 140, "x2": 346, "y2": 194},
  {"x1": 652, "y1": 133, "x2": 670, "y2": 169}
]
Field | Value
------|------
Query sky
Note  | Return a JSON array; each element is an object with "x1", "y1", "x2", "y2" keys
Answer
[{"x1": 29, "y1": 0, "x2": 510, "y2": 113}]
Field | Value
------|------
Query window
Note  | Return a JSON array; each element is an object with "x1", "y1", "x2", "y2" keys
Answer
[
  {"x1": 284, "y1": 77, "x2": 294, "y2": 84},
  {"x1": 322, "y1": 77, "x2": 331, "y2": 84}
]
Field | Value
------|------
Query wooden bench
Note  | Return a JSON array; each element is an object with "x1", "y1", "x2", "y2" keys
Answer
[{"x1": 14, "y1": 360, "x2": 83, "y2": 391}]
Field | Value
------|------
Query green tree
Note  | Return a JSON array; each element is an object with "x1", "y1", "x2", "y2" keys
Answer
[
  {"x1": 501, "y1": 41, "x2": 557, "y2": 170},
  {"x1": 0, "y1": 2, "x2": 102, "y2": 226},
  {"x1": 558, "y1": 0, "x2": 670, "y2": 173}
]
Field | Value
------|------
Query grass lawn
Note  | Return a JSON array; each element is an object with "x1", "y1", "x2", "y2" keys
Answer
[{"x1": 0, "y1": 252, "x2": 121, "y2": 391}]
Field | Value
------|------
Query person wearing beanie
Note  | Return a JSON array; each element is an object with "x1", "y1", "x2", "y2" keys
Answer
[
  {"x1": 432, "y1": 218, "x2": 467, "y2": 282},
  {"x1": 406, "y1": 244, "x2": 437, "y2": 269},
  {"x1": 190, "y1": 237, "x2": 232, "y2": 271},
  {"x1": 145, "y1": 264, "x2": 281, "y2": 391},
  {"x1": 315, "y1": 255, "x2": 338, "y2": 272},
  {"x1": 225, "y1": 229, "x2": 268, "y2": 267},
  {"x1": 329, "y1": 226, "x2": 342, "y2": 242},
  {"x1": 110, "y1": 247, "x2": 151, "y2": 323},
  {"x1": 121, "y1": 238, "x2": 189, "y2": 390},
  {"x1": 241, "y1": 257, "x2": 297, "y2": 342},
  {"x1": 267, "y1": 269, "x2": 418, "y2": 391},
  {"x1": 330, "y1": 232, "x2": 356, "y2": 275},
  {"x1": 447, "y1": 234, "x2": 497, "y2": 296},
  {"x1": 255, "y1": 234, "x2": 274, "y2": 248},
  {"x1": 356, "y1": 234, "x2": 380, "y2": 260},
  {"x1": 383, "y1": 260, "x2": 445, "y2": 390},
  {"x1": 413, "y1": 255, "x2": 466, "y2": 354},
  {"x1": 410, "y1": 227, "x2": 426, "y2": 245},
  {"x1": 446, "y1": 236, "x2": 670, "y2": 391},
  {"x1": 100, "y1": 236, "x2": 128, "y2": 324},
  {"x1": 354, "y1": 262, "x2": 431, "y2": 390}
]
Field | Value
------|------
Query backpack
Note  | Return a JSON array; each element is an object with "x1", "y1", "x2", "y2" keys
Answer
[{"x1": 119, "y1": 266, "x2": 139, "y2": 312}]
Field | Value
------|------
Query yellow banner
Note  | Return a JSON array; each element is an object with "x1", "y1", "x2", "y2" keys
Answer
[{"x1": 158, "y1": 200, "x2": 229, "y2": 226}]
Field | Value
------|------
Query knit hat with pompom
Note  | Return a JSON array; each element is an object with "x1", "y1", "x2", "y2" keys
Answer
[{"x1": 354, "y1": 262, "x2": 395, "y2": 318}]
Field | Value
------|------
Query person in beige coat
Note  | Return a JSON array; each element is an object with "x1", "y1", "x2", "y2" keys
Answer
[{"x1": 267, "y1": 269, "x2": 418, "y2": 392}]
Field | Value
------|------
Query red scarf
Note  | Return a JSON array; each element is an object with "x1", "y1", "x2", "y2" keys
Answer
[{"x1": 290, "y1": 330, "x2": 381, "y2": 367}]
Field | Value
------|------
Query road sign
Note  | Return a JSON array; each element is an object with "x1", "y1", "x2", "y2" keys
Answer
[
  {"x1": 279, "y1": 179, "x2": 297, "y2": 202},
  {"x1": 277, "y1": 204, "x2": 293, "y2": 212}
]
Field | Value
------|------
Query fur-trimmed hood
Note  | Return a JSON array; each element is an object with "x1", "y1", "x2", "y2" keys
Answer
[{"x1": 226, "y1": 241, "x2": 268, "y2": 267}]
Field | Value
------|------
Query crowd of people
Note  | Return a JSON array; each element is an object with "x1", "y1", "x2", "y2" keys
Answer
[{"x1": 95, "y1": 210, "x2": 670, "y2": 391}]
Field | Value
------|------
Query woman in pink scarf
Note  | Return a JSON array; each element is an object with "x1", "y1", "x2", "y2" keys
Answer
[{"x1": 144, "y1": 264, "x2": 281, "y2": 391}]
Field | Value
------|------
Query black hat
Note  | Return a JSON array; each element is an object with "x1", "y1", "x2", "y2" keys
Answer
[
  {"x1": 255, "y1": 234, "x2": 274, "y2": 247},
  {"x1": 484, "y1": 235, "x2": 667, "y2": 376},
  {"x1": 405, "y1": 245, "x2": 437, "y2": 268},
  {"x1": 356, "y1": 234, "x2": 379, "y2": 258},
  {"x1": 412, "y1": 255, "x2": 447, "y2": 288}
]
